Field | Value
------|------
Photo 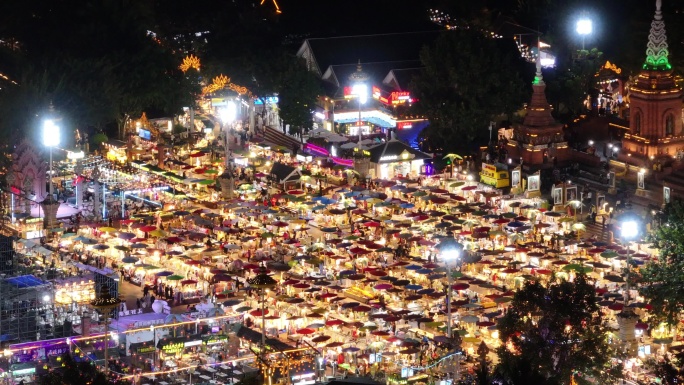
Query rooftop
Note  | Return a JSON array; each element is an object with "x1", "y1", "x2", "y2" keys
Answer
[{"x1": 299, "y1": 31, "x2": 440, "y2": 76}]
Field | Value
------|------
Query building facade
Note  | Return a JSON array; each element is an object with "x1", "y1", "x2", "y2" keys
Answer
[{"x1": 622, "y1": 0, "x2": 683, "y2": 161}]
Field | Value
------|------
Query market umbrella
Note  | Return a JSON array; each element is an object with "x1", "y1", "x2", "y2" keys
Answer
[
  {"x1": 399, "y1": 348, "x2": 419, "y2": 355},
  {"x1": 166, "y1": 275, "x2": 184, "y2": 281},
  {"x1": 99, "y1": 227, "x2": 117, "y2": 233},
  {"x1": 311, "y1": 335, "x2": 331, "y2": 343},
  {"x1": 297, "y1": 328, "x2": 316, "y2": 335},
  {"x1": 223, "y1": 299, "x2": 242, "y2": 307},
  {"x1": 604, "y1": 274, "x2": 625, "y2": 283},
  {"x1": 149, "y1": 230, "x2": 167, "y2": 237},
  {"x1": 214, "y1": 274, "x2": 233, "y2": 282},
  {"x1": 121, "y1": 256, "x2": 139, "y2": 264},
  {"x1": 118, "y1": 232, "x2": 136, "y2": 240},
  {"x1": 92, "y1": 244, "x2": 110, "y2": 250}
]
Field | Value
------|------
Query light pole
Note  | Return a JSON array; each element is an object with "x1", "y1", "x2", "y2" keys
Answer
[
  {"x1": 43, "y1": 119, "x2": 60, "y2": 200},
  {"x1": 576, "y1": 17, "x2": 592, "y2": 51},
  {"x1": 441, "y1": 242, "x2": 464, "y2": 339},
  {"x1": 90, "y1": 286, "x2": 121, "y2": 375},
  {"x1": 617, "y1": 216, "x2": 640, "y2": 354},
  {"x1": 349, "y1": 61, "x2": 369, "y2": 142},
  {"x1": 620, "y1": 219, "x2": 639, "y2": 306},
  {"x1": 247, "y1": 265, "x2": 277, "y2": 385}
]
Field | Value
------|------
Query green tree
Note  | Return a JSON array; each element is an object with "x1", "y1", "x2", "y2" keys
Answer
[
  {"x1": 410, "y1": 30, "x2": 531, "y2": 151},
  {"x1": 38, "y1": 354, "x2": 129, "y2": 385},
  {"x1": 0, "y1": 0, "x2": 197, "y2": 146},
  {"x1": 647, "y1": 352, "x2": 684, "y2": 385},
  {"x1": 276, "y1": 55, "x2": 322, "y2": 137},
  {"x1": 544, "y1": 48, "x2": 603, "y2": 120},
  {"x1": 494, "y1": 274, "x2": 620, "y2": 385},
  {"x1": 640, "y1": 199, "x2": 684, "y2": 325}
]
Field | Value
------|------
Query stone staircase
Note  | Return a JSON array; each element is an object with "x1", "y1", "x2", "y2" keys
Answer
[{"x1": 258, "y1": 126, "x2": 302, "y2": 150}]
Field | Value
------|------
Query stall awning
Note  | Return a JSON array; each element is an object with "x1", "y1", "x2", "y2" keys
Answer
[
  {"x1": 34, "y1": 247, "x2": 53, "y2": 256},
  {"x1": 269, "y1": 162, "x2": 301, "y2": 184},
  {"x1": 105, "y1": 139, "x2": 127, "y2": 148},
  {"x1": 235, "y1": 325, "x2": 293, "y2": 352},
  {"x1": 129, "y1": 341, "x2": 155, "y2": 354}
]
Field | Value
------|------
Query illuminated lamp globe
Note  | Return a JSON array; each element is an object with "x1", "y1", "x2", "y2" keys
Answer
[{"x1": 248, "y1": 266, "x2": 277, "y2": 289}]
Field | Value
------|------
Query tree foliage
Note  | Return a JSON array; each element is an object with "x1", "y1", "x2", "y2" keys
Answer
[
  {"x1": 544, "y1": 48, "x2": 603, "y2": 120},
  {"x1": 0, "y1": 0, "x2": 197, "y2": 147},
  {"x1": 640, "y1": 199, "x2": 684, "y2": 325},
  {"x1": 410, "y1": 30, "x2": 531, "y2": 152},
  {"x1": 646, "y1": 351, "x2": 684, "y2": 385},
  {"x1": 276, "y1": 56, "x2": 322, "y2": 136},
  {"x1": 38, "y1": 354, "x2": 129, "y2": 385},
  {"x1": 494, "y1": 274, "x2": 620, "y2": 385}
]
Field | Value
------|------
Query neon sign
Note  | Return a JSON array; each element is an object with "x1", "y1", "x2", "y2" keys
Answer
[
  {"x1": 304, "y1": 143, "x2": 329, "y2": 156},
  {"x1": 332, "y1": 157, "x2": 354, "y2": 167},
  {"x1": 397, "y1": 122, "x2": 413, "y2": 130},
  {"x1": 391, "y1": 91, "x2": 411, "y2": 104}
]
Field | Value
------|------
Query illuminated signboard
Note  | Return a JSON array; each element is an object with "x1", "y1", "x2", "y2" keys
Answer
[
  {"x1": 391, "y1": 91, "x2": 411, "y2": 104},
  {"x1": 482, "y1": 163, "x2": 497, "y2": 173},
  {"x1": 137, "y1": 345, "x2": 156, "y2": 354},
  {"x1": 397, "y1": 121, "x2": 413, "y2": 130},
  {"x1": 254, "y1": 96, "x2": 279, "y2": 105},
  {"x1": 139, "y1": 129, "x2": 151, "y2": 141},
  {"x1": 161, "y1": 342, "x2": 184, "y2": 355},
  {"x1": 203, "y1": 335, "x2": 229, "y2": 345}
]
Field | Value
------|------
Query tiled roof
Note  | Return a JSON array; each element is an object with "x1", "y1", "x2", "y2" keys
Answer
[
  {"x1": 304, "y1": 31, "x2": 440, "y2": 74},
  {"x1": 369, "y1": 139, "x2": 432, "y2": 163}
]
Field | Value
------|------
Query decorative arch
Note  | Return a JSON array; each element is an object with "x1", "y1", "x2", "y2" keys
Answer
[
  {"x1": 666, "y1": 113, "x2": 674, "y2": 136},
  {"x1": 633, "y1": 111, "x2": 641, "y2": 135}
]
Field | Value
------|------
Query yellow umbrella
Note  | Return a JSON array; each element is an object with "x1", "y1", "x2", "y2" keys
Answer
[
  {"x1": 99, "y1": 227, "x2": 117, "y2": 233},
  {"x1": 149, "y1": 229, "x2": 167, "y2": 237},
  {"x1": 443, "y1": 153, "x2": 463, "y2": 160}
]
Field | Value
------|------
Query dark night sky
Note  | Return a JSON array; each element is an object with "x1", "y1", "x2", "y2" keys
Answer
[{"x1": 273, "y1": 0, "x2": 439, "y2": 37}]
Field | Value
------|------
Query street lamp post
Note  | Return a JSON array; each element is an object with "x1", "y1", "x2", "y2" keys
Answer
[
  {"x1": 620, "y1": 220, "x2": 639, "y2": 306},
  {"x1": 247, "y1": 265, "x2": 277, "y2": 385},
  {"x1": 90, "y1": 286, "x2": 122, "y2": 375},
  {"x1": 43, "y1": 119, "x2": 60, "y2": 200},
  {"x1": 576, "y1": 17, "x2": 592, "y2": 51},
  {"x1": 617, "y1": 217, "x2": 640, "y2": 354},
  {"x1": 349, "y1": 61, "x2": 369, "y2": 142},
  {"x1": 441, "y1": 243, "x2": 464, "y2": 339}
]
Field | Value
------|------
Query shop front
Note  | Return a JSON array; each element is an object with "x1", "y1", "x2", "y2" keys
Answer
[
  {"x1": 156, "y1": 336, "x2": 203, "y2": 370},
  {"x1": 105, "y1": 139, "x2": 129, "y2": 164},
  {"x1": 8, "y1": 338, "x2": 71, "y2": 383},
  {"x1": 54, "y1": 276, "x2": 96, "y2": 305},
  {"x1": 369, "y1": 140, "x2": 432, "y2": 180}
]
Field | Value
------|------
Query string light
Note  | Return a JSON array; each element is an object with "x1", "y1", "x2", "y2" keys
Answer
[{"x1": 180, "y1": 55, "x2": 201, "y2": 72}]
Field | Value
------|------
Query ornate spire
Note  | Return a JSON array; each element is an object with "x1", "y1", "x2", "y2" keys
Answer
[
  {"x1": 524, "y1": 38, "x2": 555, "y2": 128},
  {"x1": 644, "y1": 0, "x2": 671, "y2": 71},
  {"x1": 533, "y1": 38, "x2": 544, "y2": 86},
  {"x1": 349, "y1": 59, "x2": 369, "y2": 83}
]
